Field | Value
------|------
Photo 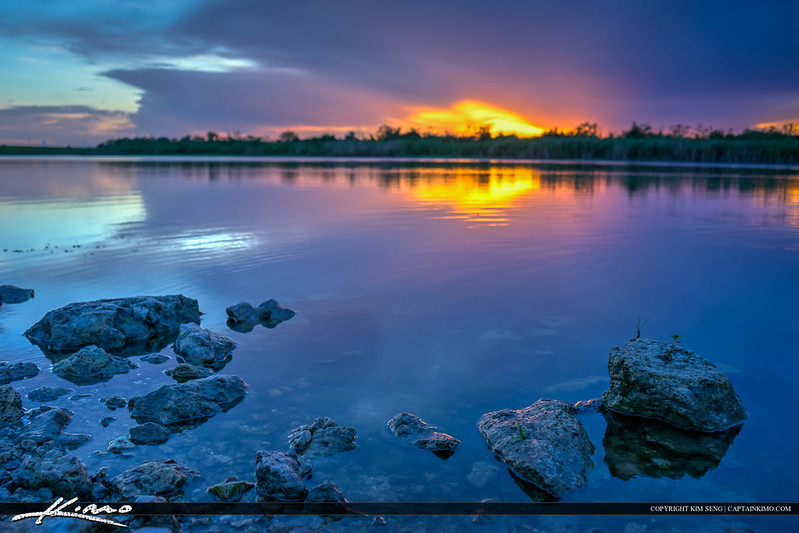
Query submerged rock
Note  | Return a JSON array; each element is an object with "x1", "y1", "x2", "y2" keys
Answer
[
  {"x1": 173, "y1": 323, "x2": 236, "y2": 371},
  {"x1": 129, "y1": 422, "x2": 171, "y2": 445},
  {"x1": 108, "y1": 436, "x2": 136, "y2": 453},
  {"x1": 603, "y1": 410, "x2": 741, "y2": 481},
  {"x1": 108, "y1": 459, "x2": 199, "y2": 499},
  {"x1": 52, "y1": 345, "x2": 138, "y2": 386},
  {"x1": 226, "y1": 299, "x2": 295, "y2": 332},
  {"x1": 141, "y1": 353, "x2": 170, "y2": 365},
  {"x1": 0, "y1": 285, "x2": 35, "y2": 304},
  {"x1": 128, "y1": 375, "x2": 247, "y2": 428},
  {"x1": 255, "y1": 450, "x2": 307, "y2": 501},
  {"x1": 0, "y1": 362, "x2": 39, "y2": 385},
  {"x1": 15, "y1": 450, "x2": 91, "y2": 497},
  {"x1": 288, "y1": 417, "x2": 356, "y2": 456},
  {"x1": 100, "y1": 417, "x2": 116, "y2": 427},
  {"x1": 387, "y1": 412, "x2": 460, "y2": 459},
  {"x1": 601, "y1": 339, "x2": 747, "y2": 432},
  {"x1": 208, "y1": 479, "x2": 256, "y2": 501},
  {"x1": 0, "y1": 385, "x2": 23, "y2": 425},
  {"x1": 27, "y1": 386, "x2": 73, "y2": 402},
  {"x1": 477, "y1": 399, "x2": 594, "y2": 498},
  {"x1": 101, "y1": 395, "x2": 128, "y2": 410},
  {"x1": 165, "y1": 363, "x2": 213, "y2": 383},
  {"x1": 21, "y1": 407, "x2": 91, "y2": 450},
  {"x1": 24, "y1": 294, "x2": 201, "y2": 358}
]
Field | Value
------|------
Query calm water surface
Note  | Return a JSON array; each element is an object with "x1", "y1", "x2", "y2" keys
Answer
[{"x1": 1, "y1": 158, "x2": 798, "y2": 532}]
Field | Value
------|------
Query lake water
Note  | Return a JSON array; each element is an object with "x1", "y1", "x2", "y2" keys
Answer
[{"x1": 0, "y1": 157, "x2": 797, "y2": 532}]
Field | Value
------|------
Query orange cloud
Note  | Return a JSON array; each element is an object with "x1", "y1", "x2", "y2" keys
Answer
[{"x1": 404, "y1": 100, "x2": 545, "y2": 137}]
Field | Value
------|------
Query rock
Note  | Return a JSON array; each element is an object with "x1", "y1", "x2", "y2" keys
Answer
[
  {"x1": 15, "y1": 450, "x2": 91, "y2": 497},
  {"x1": 108, "y1": 436, "x2": 136, "y2": 453},
  {"x1": 0, "y1": 285, "x2": 34, "y2": 304},
  {"x1": 128, "y1": 375, "x2": 247, "y2": 427},
  {"x1": 0, "y1": 385, "x2": 23, "y2": 425},
  {"x1": 226, "y1": 299, "x2": 295, "y2": 332},
  {"x1": 207, "y1": 479, "x2": 255, "y2": 501},
  {"x1": 387, "y1": 413, "x2": 460, "y2": 459},
  {"x1": 102, "y1": 395, "x2": 128, "y2": 410},
  {"x1": 305, "y1": 480, "x2": 347, "y2": 504},
  {"x1": 108, "y1": 459, "x2": 199, "y2": 499},
  {"x1": 130, "y1": 422, "x2": 171, "y2": 445},
  {"x1": 288, "y1": 417, "x2": 356, "y2": 456},
  {"x1": 27, "y1": 386, "x2": 73, "y2": 402},
  {"x1": 477, "y1": 399, "x2": 595, "y2": 498},
  {"x1": 573, "y1": 398, "x2": 604, "y2": 415},
  {"x1": 141, "y1": 354, "x2": 170, "y2": 365},
  {"x1": 172, "y1": 323, "x2": 236, "y2": 371},
  {"x1": 0, "y1": 362, "x2": 39, "y2": 385},
  {"x1": 24, "y1": 294, "x2": 201, "y2": 358},
  {"x1": 602, "y1": 410, "x2": 741, "y2": 481},
  {"x1": 52, "y1": 345, "x2": 138, "y2": 386},
  {"x1": 21, "y1": 407, "x2": 91, "y2": 449},
  {"x1": 601, "y1": 339, "x2": 747, "y2": 432},
  {"x1": 165, "y1": 363, "x2": 213, "y2": 383},
  {"x1": 100, "y1": 417, "x2": 116, "y2": 427},
  {"x1": 255, "y1": 450, "x2": 307, "y2": 501}
]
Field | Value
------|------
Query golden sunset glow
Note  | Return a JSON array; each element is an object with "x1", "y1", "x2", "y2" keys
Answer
[
  {"x1": 405, "y1": 100, "x2": 545, "y2": 137},
  {"x1": 398, "y1": 167, "x2": 541, "y2": 226}
]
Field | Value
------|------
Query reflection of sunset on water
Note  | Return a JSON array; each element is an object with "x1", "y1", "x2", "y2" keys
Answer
[{"x1": 397, "y1": 167, "x2": 541, "y2": 226}]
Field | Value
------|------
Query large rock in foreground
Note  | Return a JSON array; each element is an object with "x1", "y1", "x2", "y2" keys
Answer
[
  {"x1": 173, "y1": 323, "x2": 235, "y2": 370},
  {"x1": 128, "y1": 375, "x2": 247, "y2": 427},
  {"x1": 52, "y1": 345, "x2": 138, "y2": 385},
  {"x1": 255, "y1": 451, "x2": 307, "y2": 501},
  {"x1": 15, "y1": 450, "x2": 91, "y2": 498},
  {"x1": 108, "y1": 459, "x2": 199, "y2": 499},
  {"x1": 601, "y1": 339, "x2": 747, "y2": 432},
  {"x1": 24, "y1": 295, "x2": 201, "y2": 358},
  {"x1": 477, "y1": 399, "x2": 594, "y2": 498}
]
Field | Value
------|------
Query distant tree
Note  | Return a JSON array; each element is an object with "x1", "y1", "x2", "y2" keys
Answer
[
  {"x1": 375, "y1": 124, "x2": 402, "y2": 141},
  {"x1": 344, "y1": 131, "x2": 357, "y2": 140},
  {"x1": 206, "y1": 131, "x2": 219, "y2": 142},
  {"x1": 475, "y1": 125, "x2": 492, "y2": 141},
  {"x1": 669, "y1": 124, "x2": 691, "y2": 138},
  {"x1": 278, "y1": 130, "x2": 299, "y2": 142},
  {"x1": 622, "y1": 122, "x2": 653, "y2": 138},
  {"x1": 573, "y1": 122, "x2": 598, "y2": 137}
]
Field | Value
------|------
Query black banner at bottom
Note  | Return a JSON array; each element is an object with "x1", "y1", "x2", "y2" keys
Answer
[{"x1": 1, "y1": 501, "x2": 796, "y2": 519}]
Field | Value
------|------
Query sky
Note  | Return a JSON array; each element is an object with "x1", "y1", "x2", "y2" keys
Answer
[{"x1": 1, "y1": 0, "x2": 798, "y2": 146}]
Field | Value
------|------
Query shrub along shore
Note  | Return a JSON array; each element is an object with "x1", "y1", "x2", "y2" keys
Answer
[{"x1": 3, "y1": 124, "x2": 799, "y2": 164}]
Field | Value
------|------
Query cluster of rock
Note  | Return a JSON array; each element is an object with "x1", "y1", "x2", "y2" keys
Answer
[
  {"x1": 288, "y1": 417, "x2": 357, "y2": 456},
  {"x1": 255, "y1": 450, "x2": 348, "y2": 508},
  {"x1": 387, "y1": 413, "x2": 460, "y2": 459},
  {"x1": 475, "y1": 338, "x2": 747, "y2": 499},
  {"x1": 226, "y1": 299, "x2": 295, "y2": 332}
]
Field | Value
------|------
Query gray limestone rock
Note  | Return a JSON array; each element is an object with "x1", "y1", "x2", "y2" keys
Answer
[
  {"x1": 255, "y1": 450, "x2": 307, "y2": 501},
  {"x1": 387, "y1": 412, "x2": 460, "y2": 458},
  {"x1": 20, "y1": 407, "x2": 91, "y2": 450},
  {"x1": 207, "y1": 479, "x2": 256, "y2": 501},
  {"x1": 128, "y1": 375, "x2": 247, "y2": 427},
  {"x1": 108, "y1": 459, "x2": 199, "y2": 499},
  {"x1": 288, "y1": 417, "x2": 356, "y2": 456},
  {"x1": 24, "y1": 294, "x2": 201, "y2": 358},
  {"x1": 0, "y1": 285, "x2": 34, "y2": 304},
  {"x1": 165, "y1": 363, "x2": 213, "y2": 383},
  {"x1": 52, "y1": 345, "x2": 138, "y2": 385},
  {"x1": 0, "y1": 385, "x2": 23, "y2": 425},
  {"x1": 108, "y1": 436, "x2": 136, "y2": 453},
  {"x1": 172, "y1": 323, "x2": 236, "y2": 371},
  {"x1": 27, "y1": 386, "x2": 73, "y2": 402},
  {"x1": 0, "y1": 362, "x2": 39, "y2": 385},
  {"x1": 226, "y1": 299, "x2": 295, "y2": 332},
  {"x1": 601, "y1": 339, "x2": 747, "y2": 432},
  {"x1": 15, "y1": 450, "x2": 91, "y2": 497},
  {"x1": 101, "y1": 395, "x2": 128, "y2": 410},
  {"x1": 129, "y1": 422, "x2": 171, "y2": 445},
  {"x1": 305, "y1": 480, "x2": 348, "y2": 504},
  {"x1": 477, "y1": 399, "x2": 595, "y2": 498}
]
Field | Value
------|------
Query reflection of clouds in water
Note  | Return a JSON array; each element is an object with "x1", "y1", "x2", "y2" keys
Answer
[
  {"x1": 177, "y1": 231, "x2": 257, "y2": 252},
  {"x1": 543, "y1": 375, "x2": 608, "y2": 393}
]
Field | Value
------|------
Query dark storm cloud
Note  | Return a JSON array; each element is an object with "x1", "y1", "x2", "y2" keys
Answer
[{"x1": 4, "y1": 0, "x2": 799, "y2": 137}]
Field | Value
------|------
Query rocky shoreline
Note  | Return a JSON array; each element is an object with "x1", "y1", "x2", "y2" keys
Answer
[{"x1": 0, "y1": 290, "x2": 749, "y2": 530}]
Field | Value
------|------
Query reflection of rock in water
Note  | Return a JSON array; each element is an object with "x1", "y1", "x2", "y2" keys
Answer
[{"x1": 603, "y1": 411, "x2": 741, "y2": 481}]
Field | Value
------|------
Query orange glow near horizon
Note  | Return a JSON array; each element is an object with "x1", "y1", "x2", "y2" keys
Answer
[{"x1": 405, "y1": 100, "x2": 545, "y2": 137}]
